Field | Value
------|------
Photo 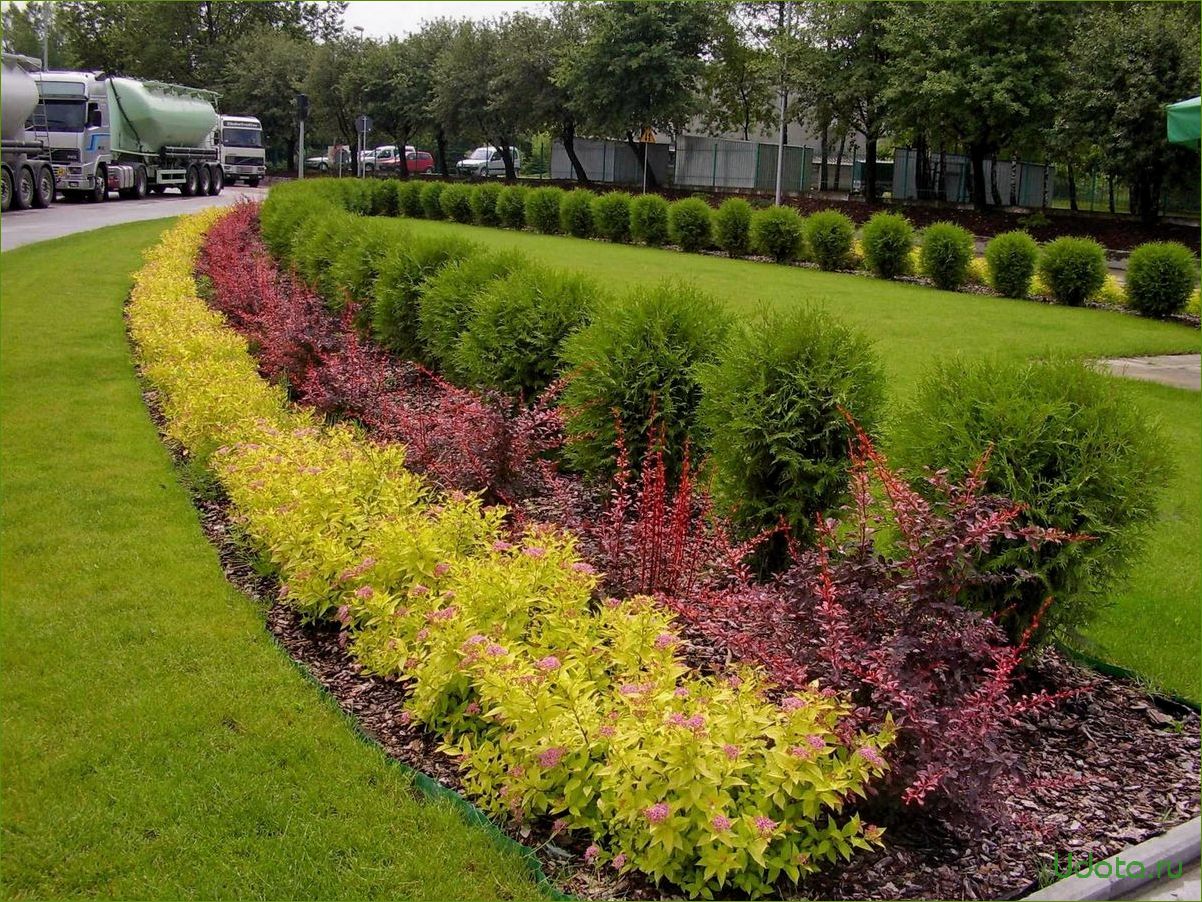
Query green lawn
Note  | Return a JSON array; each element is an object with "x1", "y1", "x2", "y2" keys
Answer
[
  {"x1": 0, "y1": 220, "x2": 544, "y2": 900},
  {"x1": 401, "y1": 219, "x2": 1202, "y2": 701}
]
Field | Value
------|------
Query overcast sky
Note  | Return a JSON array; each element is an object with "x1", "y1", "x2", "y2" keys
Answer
[{"x1": 342, "y1": 1, "x2": 547, "y2": 38}]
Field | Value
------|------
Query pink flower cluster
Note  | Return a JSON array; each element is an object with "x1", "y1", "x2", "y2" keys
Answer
[
  {"x1": 538, "y1": 746, "x2": 567, "y2": 768},
  {"x1": 644, "y1": 802, "x2": 671, "y2": 824}
]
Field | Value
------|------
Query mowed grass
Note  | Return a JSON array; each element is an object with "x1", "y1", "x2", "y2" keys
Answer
[
  {"x1": 401, "y1": 218, "x2": 1201, "y2": 700},
  {"x1": 0, "y1": 220, "x2": 544, "y2": 899}
]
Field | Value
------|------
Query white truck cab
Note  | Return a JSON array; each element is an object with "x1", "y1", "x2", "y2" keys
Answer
[{"x1": 218, "y1": 114, "x2": 264, "y2": 186}]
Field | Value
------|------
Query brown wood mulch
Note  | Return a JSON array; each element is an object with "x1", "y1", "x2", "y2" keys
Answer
[{"x1": 137, "y1": 362, "x2": 1199, "y2": 902}]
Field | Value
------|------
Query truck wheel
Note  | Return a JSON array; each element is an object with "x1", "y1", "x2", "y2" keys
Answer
[
  {"x1": 88, "y1": 167, "x2": 107, "y2": 202},
  {"x1": 133, "y1": 166, "x2": 148, "y2": 199},
  {"x1": 33, "y1": 165, "x2": 55, "y2": 208},
  {"x1": 247, "y1": 178, "x2": 260, "y2": 188},
  {"x1": 207, "y1": 166, "x2": 223, "y2": 195},
  {"x1": 182, "y1": 165, "x2": 200, "y2": 196},
  {"x1": 151, "y1": 184, "x2": 167, "y2": 195},
  {"x1": 14, "y1": 166, "x2": 36, "y2": 209},
  {"x1": 1, "y1": 167, "x2": 12, "y2": 212},
  {"x1": 197, "y1": 165, "x2": 212, "y2": 196}
]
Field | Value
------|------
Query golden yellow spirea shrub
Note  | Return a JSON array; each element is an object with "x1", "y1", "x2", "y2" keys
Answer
[{"x1": 128, "y1": 211, "x2": 893, "y2": 897}]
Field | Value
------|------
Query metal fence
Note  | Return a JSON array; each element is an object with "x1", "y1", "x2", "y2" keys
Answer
[
  {"x1": 549, "y1": 138, "x2": 670, "y2": 186},
  {"x1": 892, "y1": 148, "x2": 1055, "y2": 207}
]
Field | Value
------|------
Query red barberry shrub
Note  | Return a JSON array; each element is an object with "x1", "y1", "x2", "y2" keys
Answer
[{"x1": 671, "y1": 421, "x2": 1085, "y2": 829}]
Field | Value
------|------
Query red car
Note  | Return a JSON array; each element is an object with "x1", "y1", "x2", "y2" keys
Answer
[{"x1": 379, "y1": 149, "x2": 434, "y2": 175}]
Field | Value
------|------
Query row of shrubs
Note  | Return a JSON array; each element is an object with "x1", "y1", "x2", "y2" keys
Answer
[
  {"x1": 261, "y1": 178, "x2": 1169, "y2": 648},
  {"x1": 131, "y1": 209, "x2": 893, "y2": 897},
  {"x1": 354, "y1": 176, "x2": 1199, "y2": 318}
]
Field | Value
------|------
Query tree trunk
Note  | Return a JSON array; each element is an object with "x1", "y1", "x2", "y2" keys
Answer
[
  {"x1": 834, "y1": 133, "x2": 846, "y2": 191},
  {"x1": 864, "y1": 135, "x2": 878, "y2": 202},
  {"x1": 819, "y1": 125, "x2": 829, "y2": 191},
  {"x1": 561, "y1": 120, "x2": 591, "y2": 185},
  {"x1": 938, "y1": 147, "x2": 947, "y2": 200},
  {"x1": 625, "y1": 131, "x2": 658, "y2": 189},
  {"x1": 436, "y1": 129, "x2": 449, "y2": 177},
  {"x1": 968, "y1": 142, "x2": 989, "y2": 210},
  {"x1": 497, "y1": 138, "x2": 517, "y2": 181},
  {"x1": 1067, "y1": 160, "x2": 1078, "y2": 212},
  {"x1": 397, "y1": 133, "x2": 410, "y2": 178},
  {"x1": 916, "y1": 133, "x2": 929, "y2": 197},
  {"x1": 990, "y1": 153, "x2": 1003, "y2": 207},
  {"x1": 1107, "y1": 173, "x2": 1116, "y2": 214}
]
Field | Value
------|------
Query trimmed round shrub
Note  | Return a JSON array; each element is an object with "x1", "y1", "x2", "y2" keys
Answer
[
  {"x1": 439, "y1": 182, "x2": 474, "y2": 223},
  {"x1": 751, "y1": 206, "x2": 804, "y2": 263},
  {"x1": 630, "y1": 193, "x2": 670, "y2": 246},
  {"x1": 454, "y1": 266, "x2": 598, "y2": 397},
  {"x1": 1037, "y1": 237, "x2": 1106, "y2": 306},
  {"x1": 470, "y1": 183, "x2": 503, "y2": 227},
  {"x1": 1125, "y1": 242, "x2": 1198, "y2": 317},
  {"x1": 369, "y1": 178, "x2": 399, "y2": 216},
  {"x1": 668, "y1": 197, "x2": 713, "y2": 252},
  {"x1": 895, "y1": 357, "x2": 1170, "y2": 646},
  {"x1": 418, "y1": 250, "x2": 529, "y2": 375},
  {"x1": 328, "y1": 218, "x2": 404, "y2": 310},
  {"x1": 420, "y1": 182, "x2": 447, "y2": 219},
  {"x1": 592, "y1": 191, "x2": 632, "y2": 243},
  {"x1": 803, "y1": 210, "x2": 855, "y2": 271},
  {"x1": 291, "y1": 212, "x2": 364, "y2": 304},
  {"x1": 860, "y1": 211, "x2": 914, "y2": 279},
  {"x1": 397, "y1": 180, "x2": 424, "y2": 218},
  {"x1": 984, "y1": 230, "x2": 1038, "y2": 298},
  {"x1": 699, "y1": 306, "x2": 884, "y2": 560},
  {"x1": 919, "y1": 222, "x2": 975, "y2": 291},
  {"x1": 525, "y1": 187, "x2": 565, "y2": 234},
  {"x1": 559, "y1": 189, "x2": 597, "y2": 238},
  {"x1": 338, "y1": 180, "x2": 373, "y2": 215},
  {"x1": 371, "y1": 234, "x2": 478, "y2": 358},
  {"x1": 560, "y1": 280, "x2": 732, "y2": 478},
  {"x1": 496, "y1": 185, "x2": 529, "y2": 229},
  {"x1": 714, "y1": 197, "x2": 753, "y2": 257}
]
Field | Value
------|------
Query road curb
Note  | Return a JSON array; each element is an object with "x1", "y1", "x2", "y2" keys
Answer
[{"x1": 1023, "y1": 817, "x2": 1200, "y2": 900}]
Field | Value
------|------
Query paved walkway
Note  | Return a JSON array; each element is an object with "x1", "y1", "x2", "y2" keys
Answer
[
  {"x1": 1122, "y1": 861, "x2": 1201, "y2": 900},
  {"x1": 1103, "y1": 355, "x2": 1201, "y2": 391}
]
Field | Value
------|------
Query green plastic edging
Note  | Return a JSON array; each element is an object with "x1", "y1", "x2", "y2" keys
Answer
[
  {"x1": 1057, "y1": 641, "x2": 1201, "y2": 714},
  {"x1": 263, "y1": 625, "x2": 573, "y2": 901}
]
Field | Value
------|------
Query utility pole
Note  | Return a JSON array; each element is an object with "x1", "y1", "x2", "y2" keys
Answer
[
  {"x1": 773, "y1": 2, "x2": 791, "y2": 206},
  {"x1": 296, "y1": 93, "x2": 308, "y2": 179},
  {"x1": 40, "y1": 3, "x2": 51, "y2": 70}
]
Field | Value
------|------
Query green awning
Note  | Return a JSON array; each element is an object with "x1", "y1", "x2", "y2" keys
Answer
[{"x1": 1167, "y1": 96, "x2": 1200, "y2": 148}]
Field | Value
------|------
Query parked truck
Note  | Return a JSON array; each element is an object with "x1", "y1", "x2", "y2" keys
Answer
[
  {"x1": 1, "y1": 53, "x2": 56, "y2": 212},
  {"x1": 218, "y1": 114, "x2": 265, "y2": 186},
  {"x1": 31, "y1": 69, "x2": 224, "y2": 201}
]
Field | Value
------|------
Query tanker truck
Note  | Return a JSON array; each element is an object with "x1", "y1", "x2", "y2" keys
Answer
[
  {"x1": 1, "y1": 53, "x2": 56, "y2": 212},
  {"x1": 31, "y1": 69, "x2": 224, "y2": 201}
]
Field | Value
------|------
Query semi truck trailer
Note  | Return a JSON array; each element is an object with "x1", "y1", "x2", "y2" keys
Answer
[
  {"x1": 31, "y1": 69, "x2": 225, "y2": 201},
  {"x1": 1, "y1": 54, "x2": 56, "y2": 212}
]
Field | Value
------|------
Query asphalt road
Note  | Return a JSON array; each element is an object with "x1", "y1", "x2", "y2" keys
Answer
[{"x1": 0, "y1": 185, "x2": 269, "y2": 252}]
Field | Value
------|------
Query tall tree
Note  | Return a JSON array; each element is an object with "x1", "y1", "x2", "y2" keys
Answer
[
  {"x1": 884, "y1": 1, "x2": 1071, "y2": 210},
  {"x1": 699, "y1": 8, "x2": 776, "y2": 141},
  {"x1": 220, "y1": 28, "x2": 313, "y2": 168},
  {"x1": 1, "y1": 1, "x2": 71, "y2": 67},
  {"x1": 559, "y1": 0, "x2": 718, "y2": 188},
  {"x1": 303, "y1": 33, "x2": 367, "y2": 169},
  {"x1": 1057, "y1": 2, "x2": 1200, "y2": 223}
]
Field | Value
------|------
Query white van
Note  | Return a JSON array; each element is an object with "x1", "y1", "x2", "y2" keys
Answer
[{"x1": 456, "y1": 145, "x2": 521, "y2": 178}]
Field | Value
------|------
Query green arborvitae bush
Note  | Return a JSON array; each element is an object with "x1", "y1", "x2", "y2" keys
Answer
[
  {"x1": 919, "y1": 222, "x2": 975, "y2": 291},
  {"x1": 630, "y1": 194, "x2": 670, "y2": 246},
  {"x1": 984, "y1": 230, "x2": 1038, "y2": 298},
  {"x1": 291, "y1": 212, "x2": 365, "y2": 305},
  {"x1": 668, "y1": 197, "x2": 714, "y2": 252},
  {"x1": 803, "y1": 210, "x2": 855, "y2": 271},
  {"x1": 895, "y1": 356, "x2": 1170, "y2": 646},
  {"x1": 1125, "y1": 242, "x2": 1198, "y2": 317},
  {"x1": 525, "y1": 187, "x2": 565, "y2": 234},
  {"x1": 369, "y1": 178, "x2": 399, "y2": 216},
  {"x1": 699, "y1": 306, "x2": 884, "y2": 561},
  {"x1": 371, "y1": 235, "x2": 478, "y2": 358},
  {"x1": 328, "y1": 218, "x2": 404, "y2": 310},
  {"x1": 1037, "y1": 236, "x2": 1107, "y2": 306},
  {"x1": 339, "y1": 179, "x2": 373, "y2": 215},
  {"x1": 560, "y1": 280, "x2": 732, "y2": 478},
  {"x1": 470, "y1": 183, "x2": 503, "y2": 227},
  {"x1": 453, "y1": 266, "x2": 598, "y2": 397},
  {"x1": 496, "y1": 185, "x2": 529, "y2": 229},
  {"x1": 559, "y1": 189, "x2": 597, "y2": 238},
  {"x1": 714, "y1": 198, "x2": 753, "y2": 257},
  {"x1": 420, "y1": 182, "x2": 447, "y2": 219},
  {"x1": 439, "y1": 183, "x2": 474, "y2": 223},
  {"x1": 860, "y1": 212, "x2": 915, "y2": 279},
  {"x1": 397, "y1": 180, "x2": 424, "y2": 217},
  {"x1": 592, "y1": 191, "x2": 632, "y2": 243},
  {"x1": 750, "y1": 206, "x2": 804, "y2": 263},
  {"x1": 418, "y1": 250, "x2": 529, "y2": 376}
]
